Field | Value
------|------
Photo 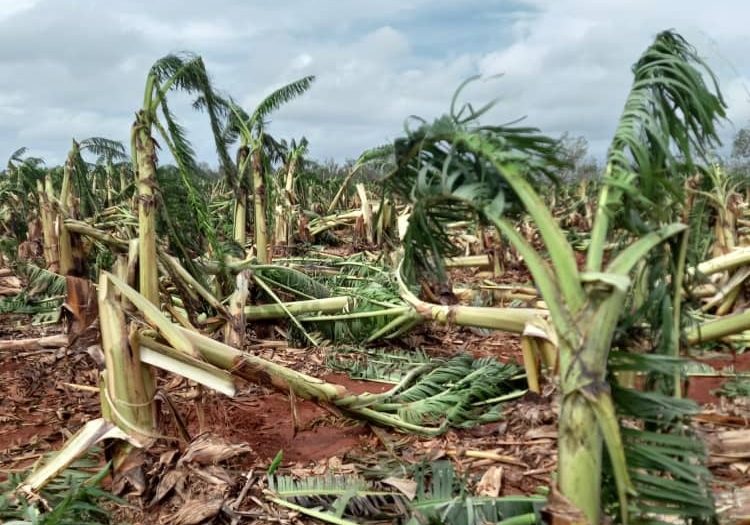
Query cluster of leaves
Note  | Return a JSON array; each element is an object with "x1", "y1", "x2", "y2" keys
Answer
[
  {"x1": 408, "y1": 461, "x2": 544, "y2": 525},
  {"x1": 155, "y1": 165, "x2": 212, "y2": 257},
  {"x1": 603, "y1": 31, "x2": 725, "y2": 236},
  {"x1": 713, "y1": 376, "x2": 750, "y2": 398},
  {"x1": 322, "y1": 258, "x2": 408, "y2": 342},
  {"x1": 253, "y1": 256, "x2": 412, "y2": 344},
  {"x1": 298, "y1": 160, "x2": 356, "y2": 212},
  {"x1": 268, "y1": 460, "x2": 544, "y2": 525},
  {"x1": 326, "y1": 346, "x2": 432, "y2": 382},
  {"x1": 329, "y1": 347, "x2": 524, "y2": 430},
  {"x1": 0, "y1": 263, "x2": 66, "y2": 314},
  {"x1": 384, "y1": 354, "x2": 522, "y2": 429},
  {"x1": 268, "y1": 473, "x2": 409, "y2": 521},
  {"x1": 384, "y1": 78, "x2": 567, "y2": 287},
  {"x1": 0, "y1": 458, "x2": 119, "y2": 525},
  {"x1": 603, "y1": 353, "x2": 716, "y2": 523},
  {"x1": 0, "y1": 150, "x2": 49, "y2": 243}
]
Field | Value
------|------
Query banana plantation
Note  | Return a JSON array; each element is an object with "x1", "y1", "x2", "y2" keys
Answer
[{"x1": 2, "y1": 30, "x2": 750, "y2": 525}]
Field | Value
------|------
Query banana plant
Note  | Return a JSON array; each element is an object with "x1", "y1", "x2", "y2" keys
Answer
[
  {"x1": 57, "y1": 138, "x2": 127, "y2": 275},
  {"x1": 130, "y1": 53, "x2": 232, "y2": 304},
  {"x1": 89, "y1": 144, "x2": 131, "y2": 206},
  {"x1": 387, "y1": 31, "x2": 725, "y2": 524},
  {"x1": 274, "y1": 136, "x2": 309, "y2": 252},
  {"x1": 224, "y1": 75, "x2": 315, "y2": 262},
  {"x1": 326, "y1": 144, "x2": 394, "y2": 214},
  {"x1": 2, "y1": 149, "x2": 46, "y2": 246}
]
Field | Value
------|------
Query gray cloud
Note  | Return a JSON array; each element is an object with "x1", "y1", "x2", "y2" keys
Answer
[
  {"x1": 0, "y1": 0, "x2": 747, "y2": 166},
  {"x1": 474, "y1": 0, "x2": 750, "y2": 156}
]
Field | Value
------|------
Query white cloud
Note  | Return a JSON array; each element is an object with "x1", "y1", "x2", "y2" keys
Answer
[
  {"x1": 0, "y1": 0, "x2": 37, "y2": 23},
  {"x1": 471, "y1": 0, "x2": 750, "y2": 157},
  {"x1": 0, "y1": 0, "x2": 747, "y2": 166}
]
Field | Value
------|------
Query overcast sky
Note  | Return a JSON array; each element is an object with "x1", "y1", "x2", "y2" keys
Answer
[{"x1": 1, "y1": 0, "x2": 748, "y2": 166}]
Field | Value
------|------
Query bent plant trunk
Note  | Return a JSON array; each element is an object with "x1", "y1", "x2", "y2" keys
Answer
[
  {"x1": 275, "y1": 154, "x2": 298, "y2": 253},
  {"x1": 471, "y1": 159, "x2": 677, "y2": 524},
  {"x1": 224, "y1": 270, "x2": 250, "y2": 348},
  {"x1": 58, "y1": 144, "x2": 76, "y2": 275},
  {"x1": 39, "y1": 177, "x2": 59, "y2": 272},
  {"x1": 233, "y1": 146, "x2": 249, "y2": 247},
  {"x1": 133, "y1": 112, "x2": 160, "y2": 305},
  {"x1": 327, "y1": 162, "x2": 361, "y2": 214},
  {"x1": 118, "y1": 165, "x2": 129, "y2": 194},
  {"x1": 251, "y1": 149, "x2": 269, "y2": 263}
]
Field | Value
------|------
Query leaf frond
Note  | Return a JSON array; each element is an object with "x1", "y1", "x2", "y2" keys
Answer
[{"x1": 250, "y1": 75, "x2": 316, "y2": 128}]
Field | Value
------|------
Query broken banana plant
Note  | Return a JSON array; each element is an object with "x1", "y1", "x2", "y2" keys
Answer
[
  {"x1": 20, "y1": 269, "x2": 526, "y2": 494},
  {"x1": 386, "y1": 30, "x2": 725, "y2": 524},
  {"x1": 131, "y1": 52, "x2": 230, "y2": 305},
  {"x1": 224, "y1": 75, "x2": 316, "y2": 263}
]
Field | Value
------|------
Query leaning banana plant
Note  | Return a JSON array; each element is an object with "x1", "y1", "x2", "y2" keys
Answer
[
  {"x1": 131, "y1": 52, "x2": 231, "y2": 305},
  {"x1": 387, "y1": 31, "x2": 725, "y2": 524},
  {"x1": 224, "y1": 75, "x2": 316, "y2": 262},
  {"x1": 274, "y1": 137, "x2": 309, "y2": 252},
  {"x1": 57, "y1": 137, "x2": 127, "y2": 276},
  {"x1": 2, "y1": 151, "x2": 47, "y2": 253}
]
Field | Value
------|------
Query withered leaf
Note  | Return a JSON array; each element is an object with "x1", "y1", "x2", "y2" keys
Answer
[
  {"x1": 180, "y1": 434, "x2": 251, "y2": 465},
  {"x1": 168, "y1": 498, "x2": 223, "y2": 525}
]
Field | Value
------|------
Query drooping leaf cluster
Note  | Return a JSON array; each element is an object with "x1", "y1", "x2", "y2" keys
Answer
[
  {"x1": 138, "y1": 52, "x2": 239, "y2": 277},
  {"x1": 604, "y1": 31, "x2": 726, "y2": 234},
  {"x1": 604, "y1": 353, "x2": 716, "y2": 524},
  {"x1": 385, "y1": 80, "x2": 566, "y2": 286}
]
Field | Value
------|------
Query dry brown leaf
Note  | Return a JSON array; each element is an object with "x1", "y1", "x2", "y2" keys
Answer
[
  {"x1": 167, "y1": 498, "x2": 223, "y2": 525},
  {"x1": 695, "y1": 412, "x2": 750, "y2": 427},
  {"x1": 715, "y1": 484, "x2": 750, "y2": 524},
  {"x1": 524, "y1": 426, "x2": 557, "y2": 440},
  {"x1": 382, "y1": 477, "x2": 417, "y2": 500},
  {"x1": 327, "y1": 456, "x2": 342, "y2": 471},
  {"x1": 180, "y1": 433, "x2": 251, "y2": 465},
  {"x1": 63, "y1": 275, "x2": 98, "y2": 335},
  {"x1": 151, "y1": 468, "x2": 183, "y2": 505},
  {"x1": 189, "y1": 464, "x2": 233, "y2": 486},
  {"x1": 2, "y1": 276, "x2": 21, "y2": 287},
  {"x1": 541, "y1": 489, "x2": 587, "y2": 525},
  {"x1": 112, "y1": 449, "x2": 147, "y2": 497},
  {"x1": 85, "y1": 345, "x2": 105, "y2": 368},
  {"x1": 476, "y1": 466, "x2": 503, "y2": 497},
  {"x1": 290, "y1": 466, "x2": 312, "y2": 478},
  {"x1": 159, "y1": 449, "x2": 180, "y2": 466},
  {"x1": 711, "y1": 430, "x2": 750, "y2": 453}
]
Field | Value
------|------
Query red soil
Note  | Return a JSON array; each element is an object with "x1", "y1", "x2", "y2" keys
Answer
[
  {"x1": 686, "y1": 351, "x2": 750, "y2": 405},
  {"x1": 178, "y1": 374, "x2": 391, "y2": 464}
]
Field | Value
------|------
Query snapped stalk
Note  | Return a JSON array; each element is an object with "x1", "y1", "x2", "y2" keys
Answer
[{"x1": 244, "y1": 296, "x2": 350, "y2": 320}]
